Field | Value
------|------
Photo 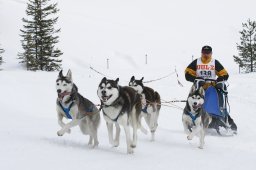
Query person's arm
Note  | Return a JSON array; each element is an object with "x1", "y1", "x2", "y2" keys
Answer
[
  {"x1": 215, "y1": 60, "x2": 229, "y2": 81},
  {"x1": 185, "y1": 59, "x2": 197, "y2": 82}
]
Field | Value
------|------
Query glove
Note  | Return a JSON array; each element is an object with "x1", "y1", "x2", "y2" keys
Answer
[
  {"x1": 194, "y1": 77, "x2": 204, "y2": 82},
  {"x1": 216, "y1": 77, "x2": 224, "y2": 82},
  {"x1": 194, "y1": 77, "x2": 205, "y2": 89},
  {"x1": 215, "y1": 82, "x2": 223, "y2": 89},
  {"x1": 195, "y1": 77, "x2": 204, "y2": 80}
]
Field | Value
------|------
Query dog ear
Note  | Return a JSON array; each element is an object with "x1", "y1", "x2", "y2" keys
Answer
[
  {"x1": 101, "y1": 77, "x2": 107, "y2": 83},
  {"x1": 190, "y1": 85, "x2": 196, "y2": 94},
  {"x1": 115, "y1": 78, "x2": 119, "y2": 84},
  {"x1": 130, "y1": 76, "x2": 135, "y2": 82},
  {"x1": 199, "y1": 86, "x2": 205, "y2": 96},
  {"x1": 66, "y1": 69, "x2": 72, "y2": 81},
  {"x1": 140, "y1": 77, "x2": 144, "y2": 82},
  {"x1": 58, "y1": 70, "x2": 63, "y2": 78},
  {"x1": 72, "y1": 83, "x2": 78, "y2": 92}
]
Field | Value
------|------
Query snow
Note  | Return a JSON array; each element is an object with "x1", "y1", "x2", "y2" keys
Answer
[{"x1": 1, "y1": 0, "x2": 256, "y2": 170}]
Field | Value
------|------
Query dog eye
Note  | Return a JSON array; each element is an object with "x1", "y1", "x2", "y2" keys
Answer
[
  {"x1": 107, "y1": 87, "x2": 112, "y2": 90},
  {"x1": 134, "y1": 84, "x2": 137, "y2": 86},
  {"x1": 100, "y1": 86, "x2": 104, "y2": 89},
  {"x1": 57, "y1": 83, "x2": 59, "y2": 85},
  {"x1": 63, "y1": 84, "x2": 67, "y2": 86}
]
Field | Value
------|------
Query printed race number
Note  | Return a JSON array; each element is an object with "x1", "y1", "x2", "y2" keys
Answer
[{"x1": 200, "y1": 70, "x2": 212, "y2": 77}]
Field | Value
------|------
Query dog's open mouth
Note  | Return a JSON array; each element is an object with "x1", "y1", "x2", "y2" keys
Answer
[
  {"x1": 192, "y1": 104, "x2": 202, "y2": 110},
  {"x1": 58, "y1": 91, "x2": 70, "y2": 100},
  {"x1": 102, "y1": 95, "x2": 112, "y2": 102}
]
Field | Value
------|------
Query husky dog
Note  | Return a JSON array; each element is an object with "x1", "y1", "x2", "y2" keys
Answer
[
  {"x1": 129, "y1": 76, "x2": 161, "y2": 141},
  {"x1": 56, "y1": 70, "x2": 100, "y2": 147},
  {"x1": 182, "y1": 85, "x2": 212, "y2": 149},
  {"x1": 97, "y1": 77, "x2": 142, "y2": 154}
]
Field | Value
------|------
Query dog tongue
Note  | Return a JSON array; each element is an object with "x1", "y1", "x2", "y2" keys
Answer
[
  {"x1": 193, "y1": 104, "x2": 202, "y2": 110},
  {"x1": 102, "y1": 97, "x2": 108, "y2": 102},
  {"x1": 102, "y1": 95, "x2": 110, "y2": 102},
  {"x1": 58, "y1": 91, "x2": 70, "y2": 99}
]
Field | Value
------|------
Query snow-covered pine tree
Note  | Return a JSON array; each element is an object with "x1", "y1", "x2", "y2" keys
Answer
[
  {"x1": 0, "y1": 44, "x2": 4, "y2": 67},
  {"x1": 234, "y1": 19, "x2": 256, "y2": 73},
  {"x1": 19, "y1": 0, "x2": 63, "y2": 71}
]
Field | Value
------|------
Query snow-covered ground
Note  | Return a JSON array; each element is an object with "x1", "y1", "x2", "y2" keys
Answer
[
  {"x1": 1, "y1": 68, "x2": 256, "y2": 170},
  {"x1": 1, "y1": 0, "x2": 256, "y2": 170}
]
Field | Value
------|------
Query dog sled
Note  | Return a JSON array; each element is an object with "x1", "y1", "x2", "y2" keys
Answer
[{"x1": 194, "y1": 79, "x2": 237, "y2": 135}]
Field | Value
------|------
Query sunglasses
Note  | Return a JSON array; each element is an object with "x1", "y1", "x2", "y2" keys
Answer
[{"x1": 202, "y1": 50, "x2": 212, "y2": 54}]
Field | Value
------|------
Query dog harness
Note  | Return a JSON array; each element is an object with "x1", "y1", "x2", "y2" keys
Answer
[
  {"x1": 58, "y1": 101, "x2": 74, "y2": 119},
  {"x1": 185, "y1": 110, "x2": 201, "y2": 126},
  {"x1": 58, "y1": 101, "x2": 94, "y2": 119},
  {"x1": 103, "y1": 111, "x2": 122, "y2": 122},
  {"x1": 102, "y1": 104, "x2": 124, "y2": 122},
  {"x1": 141, "y1": 105, "x2": 148, "y2": 113},
  {"x1": 101, "y1": 95, "x2": 127, "y2": 122}
]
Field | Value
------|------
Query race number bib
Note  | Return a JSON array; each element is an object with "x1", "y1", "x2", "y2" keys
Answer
[{"x1": 196, "y1": 59, "x2": 216, "y2": 79}]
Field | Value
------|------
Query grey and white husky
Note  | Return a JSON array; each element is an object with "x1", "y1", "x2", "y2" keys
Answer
[
  {"x1": 129, "y1": 76, "x2": 161, "y2": 141},
  {"x1": 182, "y1": 85, "x2": 212, "y2": 149},
  {"x1": 97, "y1": 77, "x2": 142, "y2": 154},
  {"x1": 56, "y1": 70, "x2": 100, "y2": 147}
]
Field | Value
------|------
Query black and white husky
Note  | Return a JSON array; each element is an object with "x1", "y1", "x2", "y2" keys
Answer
[
  {"x1": 129, "y1": 76, "x2": 161, "y2": 141},
  {"x1": 56, "y1": 70, "x2": 100, "y2": 147},
  {"x1": 182, "y1": 85, "x2": 212, "y2": 149},
  {"x1": 97, "y1": 77, "x2": 142, "y2": 154}
]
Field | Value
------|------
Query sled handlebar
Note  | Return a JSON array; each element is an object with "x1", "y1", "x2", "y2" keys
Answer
[
  {"x1": 204, "y1": 79, "x2": 228, "y2": 84},
  {"x1": 204, "y1": 79, "x2": 217, "y2": 83},
  {"x1": 194, "y1": 78, "x2": 216, "y2": 83}
]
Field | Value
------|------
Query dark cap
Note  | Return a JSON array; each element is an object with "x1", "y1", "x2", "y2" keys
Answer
[{"x1": 201, "y1": 45, "x2": 212, "y2": 54}]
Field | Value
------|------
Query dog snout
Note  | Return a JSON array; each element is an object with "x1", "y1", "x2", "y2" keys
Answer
[
  {"x1": 57, "y1": 89, "x2": 61, "y2": 94},
  {"x1": 102, "y1": 90, "x2": 106, "y2": 95},
  {"x1": 193, "y1": 102, "x2": 197, "y2": 105}
]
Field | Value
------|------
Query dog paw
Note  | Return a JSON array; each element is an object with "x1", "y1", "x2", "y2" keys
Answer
[
  {"x1": 130, "y1": 141, "x2": 137, "y2": 148},
  {"x1": 57, "y1": 130, "x2": 64, "y2": 136},
  {"x1": 93, "y1": 141, "x2": 99, "y2": 148},
  {"x1": 130, "y1": 144, "x2": 136, "y2": 148},
  {"x1": 67, "y1": 129, "x2": 71, "y2": 134},
  {"x1": 113, "y1": 142, "x2": 119, "y2": 147},
  {"x1": 198, "y1": 146, "x2": 204, "y2": 149},
  {"x1": 187, "y1": 135, "x2": 192, "y2": 140},
  {"x1": 88, "y1": 143, "x2": 97, "y2": 149},
  {"x1": 127, "y1": 148, "x2": 134, "y2": 154},
  {"x1": 110, "y1": 140, "x2": 119, "y2": 147},
  {"x1": 88, "y1": 141, "x2": 99, "y2": 148}
]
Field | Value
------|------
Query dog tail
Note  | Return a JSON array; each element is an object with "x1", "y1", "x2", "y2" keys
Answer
[
  {"x1": 134, "y1": 94, "x2": 148, "y2": 134},
  {"x1": 154, "y1": 91, "x2": 161, "y2": 111},
  {"x1": 135, "y1": 98, "x2": 142, "y2": 124}
]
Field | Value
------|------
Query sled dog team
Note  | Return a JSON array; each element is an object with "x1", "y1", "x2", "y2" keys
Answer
[{"x1": 56, "y1": 69, "x2": 211, "y2": 153}]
